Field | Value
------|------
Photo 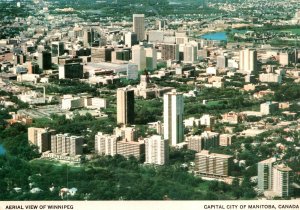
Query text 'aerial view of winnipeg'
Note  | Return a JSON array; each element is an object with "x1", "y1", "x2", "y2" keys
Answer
[{"x1": 0, "y1": 0, "x2": 300, "y2": 202}]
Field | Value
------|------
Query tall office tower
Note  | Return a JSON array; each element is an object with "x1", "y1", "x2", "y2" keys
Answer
[
  {"x1": 117, "y1": 87, "x2": 135, "y2": 125},
  {"x1": 83, "y1": 28, "x2": 95, "y2": 47},
  {"x1": 51, "y1": 42, "x2": 64, "y2": 57},
  {"x1": 216, "y1": 55, "x2": 228, "y2": 69},
  {"x1": 51, "y1": 134, "x2": 83, "y2": 156},
  {"x1": 145, "y1": 135, "x2": 169, "y2": 165},
  {"x1": 95, "y1": 132, "x2": 118, "y2": 156},
  {"x1": 163, "y1": 90, "x2": 184, "y2": 146},
  {"x1": 59, "y1": 63, "x2": 83, "y2": 79},
  {"x1": 145, "y1": 47, "x2": 157, "y2": 71},
  {"x1": 124, "y1": 32, "x2": 138, "y2": 47},
  {"x1": 132, "y1": 45, "x2": 146, "y2": 70},
  {"x1": 161, "y1": 43, "x2": 179, "y2": 61},
  {"x1": 38, "y1": 51, "x2": 52, "y2": 70},
  {"x1": 183, "y1": 44, "x2": 197, "y2": 63},
  {"x1": 257, "y1": 158, "x2": 277, "y2": 191},
  {"x1": 133, "y1": 14, "x2": 145, "y2": 41},
  {"x1": 239, "y1": 49, "x2": 257, "y2": 74},
  {"x1": 91, "y1": 47, "x2": 113, "y2": 63},
  {"x1": 28, "y1": 127, "x2": 55, "y2": 153},
  {"x1": 194, "y1": 150, "x2": 233, "y2": 177},
  {"x1": 272, "y1": 165, "x2": 293, "y2": 197}
]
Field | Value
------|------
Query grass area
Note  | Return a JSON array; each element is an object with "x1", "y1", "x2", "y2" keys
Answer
[
  {"x1": 206, "y1": 101, "x2": 221, "y2": 107},
  {"x1": 278, "y1": 28, "x2": 300, "y2": 35}
]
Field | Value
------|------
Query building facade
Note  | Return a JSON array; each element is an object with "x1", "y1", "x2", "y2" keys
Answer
[
  {"x1": 239, "y1": 49, "x2": 257, "y2": 74},
  {"x1": 51, "y1": 134, "x2": 83, "y2": 156},
  {"x1": 145, "y1": 135, "x2": 169, "y2": 165},
  {"x1": 95, "y1": 132, "x2": 118, "y2": 156},
  {"x1": 163, "y1": 90, "x2": 184, "y2": 146},
  {"x1": 133, "y1": 14, "x2": 145, "y2": 41},
  {"x1": 194, "y1": 150, "x2": 233, "y2": 177},
  {"x1": 117, "y1": 87, "x2": 135, "y2": 125},
  {"x1": 28, "y1": 127, "x2": 55, "y2": 153}
]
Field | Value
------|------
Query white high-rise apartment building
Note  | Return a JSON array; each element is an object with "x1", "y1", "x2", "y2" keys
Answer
[
  {"x1": 163, "y1": 90, "x2": 184, "y2": 146},
  {"x1": 257, "y1": 158, "x2": 294, "y2": 198},
  {"x1": 133, "y1": 14, "x2": 145, "y2": 41},
  {"x1": 50, "y1": 134, "x2": 83, "y2": 156},
  {"x1": 272, "y1": 165, "x2": 293, "y2": 197},
  {"x1": 132, "y1": 45, "x2": 146, "y2": 71},
  {"x1": 183, "y1": 44, "x2": 197, "y2": 63},
  {"x1": 95, "y1": 132, "x2": 118, "y2": 156},
  {"x1": 145, "y1": 135, "x2": 169, "y2": 165},
  {"x1": 239, "y1": 49, "x2": 257, "y2": 74}
]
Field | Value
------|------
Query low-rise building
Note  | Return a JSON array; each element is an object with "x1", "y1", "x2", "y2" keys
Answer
[
  {"x1": 222, "y1": 111, "x2": 244, "y2": 124},
  {"x1": 260, "y1": 101, "x2": 279, "y2": 115}
]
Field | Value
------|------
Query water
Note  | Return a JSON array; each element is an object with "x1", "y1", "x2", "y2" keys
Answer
[
  {"x1": 201, "y1": 32, "x2": 227, "y2": 41},
  {"x1": 200, "y1": 29, "x2": 246, "y2": 41},
  {"x1": 0, "y1": 145, "x2": 5, "y2": 156}
]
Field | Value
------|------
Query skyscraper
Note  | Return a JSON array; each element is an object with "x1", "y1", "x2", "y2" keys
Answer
[
  {"x1": 51, "y1": 42, "x2": 64, "y2": 57},
  {"x1": 117, "y1": 87, "x2": 135, "y2": 125},
  {"x1": 217, "y1": 55, "x2": 228, "y2": 69},
  {"x1": 83, "y1": 28, "x2": 95, "y2": 47},
  {"x1": 38, "y1": 51, "x2": 52, "y2": 70},
  {"x1": 183, "y1": 44, "x2": 197, "y2": 63},
  {"x1": 145, "y1": 47, "x2": 157, "y2": 71},
  {"x1": 161, "y1": 43, "x2": 179, "y2": 61},
  {"x1": 133, "y1": 14, "x2": 145, "y2": 41},
  {"x1": 124, "y1": 32, "x2": 138, "y2": 47},
  {"x1": 132, "y1": 45, "x2": 146, "y2": 70},
  {"x1": 145, "y1": 135, "x2": 169, "y2": 165},
  {"x1": 163, "y1": 90, "x2": 184, "y2": 146},
  {"x1": 239, "y1": 49, "x2": 257, "y2": 74}
]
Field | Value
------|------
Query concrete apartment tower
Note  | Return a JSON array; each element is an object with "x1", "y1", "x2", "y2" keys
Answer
[
  {"x1": 272, "y1": 164, "x2": 293, "y2": 197},
  {"x1": 117, "y1": 87, "x2": 135, "y2": 125},
  {"x1": 257, "y1": 158, "x2": 276, "y2": 191},
  {"x1": 239, "y1": 49, "x2": 257, "y2": 74},
  {"x1": 133, "y1": 14, "x2": 145, "y2": 42},
  {"x1": 145, "y1": 135, "x2": 169, "y2": 165},
  {"x1": 163, "y1": 90, "x2": 184, "y2": 146}
]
